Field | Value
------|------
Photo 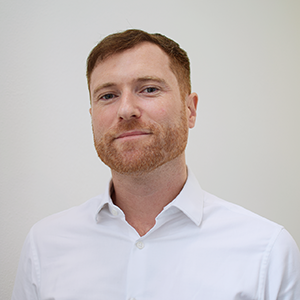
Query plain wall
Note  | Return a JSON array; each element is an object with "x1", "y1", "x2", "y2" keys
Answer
[{"x1": 1, "y1": 0, "x2": 299, "y2": 298}]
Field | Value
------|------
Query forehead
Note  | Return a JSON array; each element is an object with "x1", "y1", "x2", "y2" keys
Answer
[{"x1": 90, "y1": 42, "x2": 178, "y2": 90}]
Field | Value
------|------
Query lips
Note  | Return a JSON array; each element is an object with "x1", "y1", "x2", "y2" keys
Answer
[{"x1": 115, "y1": 130, "x2": 151, "y2": 140}]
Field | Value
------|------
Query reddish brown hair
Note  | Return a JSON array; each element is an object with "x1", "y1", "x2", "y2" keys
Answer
[{"x1": 86, "y1": 29, "x2": 191, "y2": 98}]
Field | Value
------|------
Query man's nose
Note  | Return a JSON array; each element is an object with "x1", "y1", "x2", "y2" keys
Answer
[{"x1": 117, "y1": 92, "x2": 141, "y2": 120}]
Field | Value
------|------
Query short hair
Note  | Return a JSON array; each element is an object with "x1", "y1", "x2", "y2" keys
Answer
[{"x1": 86, "y1": 29, "x2": 191, "y2": 98}]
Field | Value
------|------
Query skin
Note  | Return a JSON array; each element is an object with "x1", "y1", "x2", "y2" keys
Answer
[{"x1": 89, "y1": 42, "x2": 198, "y2": 236}]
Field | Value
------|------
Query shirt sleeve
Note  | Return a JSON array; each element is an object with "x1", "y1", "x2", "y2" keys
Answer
[
  {"x1": 261, "y1": 228, "x2": 300, "y2": 300},
  {"x1": 11, "y1": 230, "x2": 40, "y2": 300}
]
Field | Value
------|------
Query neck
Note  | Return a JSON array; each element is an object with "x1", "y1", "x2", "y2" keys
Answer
[{"x1": 111, "y1": 153, "x2": 187, "y2": 236}]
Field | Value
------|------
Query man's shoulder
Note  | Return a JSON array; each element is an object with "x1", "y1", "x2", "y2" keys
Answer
[
  {"x1": 202, "y1": 190, "x2": 284, "y2": 237},
  {"x1": 30, "y1": 194, "x2": 104, "y2": 238}
]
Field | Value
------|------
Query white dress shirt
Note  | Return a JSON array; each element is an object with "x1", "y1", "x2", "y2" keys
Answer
[{"x1": 12, "y1": 170, "x2": 300, "y2": 300}]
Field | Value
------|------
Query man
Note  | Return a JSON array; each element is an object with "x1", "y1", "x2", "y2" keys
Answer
[{"x1": 12, "y1": 29, "x2": 300, "y2": 300}]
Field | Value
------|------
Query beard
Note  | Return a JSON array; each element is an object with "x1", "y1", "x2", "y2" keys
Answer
[{"x1": 93, "y1": 109, "x2": 188, "y2": 175}]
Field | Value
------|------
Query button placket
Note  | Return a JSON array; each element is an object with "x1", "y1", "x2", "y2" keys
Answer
[{"x1": 126, "y1": 238, "x2": 147, "y2": 298}]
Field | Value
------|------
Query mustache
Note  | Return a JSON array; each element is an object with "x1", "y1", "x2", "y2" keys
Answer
[{"x1": 107, "y1": 119, "x2": 155, "y2": 139}]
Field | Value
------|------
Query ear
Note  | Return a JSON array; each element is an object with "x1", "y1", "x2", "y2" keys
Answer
[
  {"x1": 89, "y1": 107, "x2": 92, "y2": 116},
  {"x1": 186, "y1": 92, "x2": 198, "y2": 129}
]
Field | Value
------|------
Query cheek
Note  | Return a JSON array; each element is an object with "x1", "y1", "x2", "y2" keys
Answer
[
  {"x1": 91, "y1": 112, "x2": 112, "y2": 134},
  {"x1": 91, "y1": 104, "x2": 118, "y2": 130},
  {"x1": 151, "y1": 109, "x2": 180, "y2": 128},
  {"x1": 149, "y1": 108, "x2": 168, "y2": 124},
  {"x1": 157, "y1": 107, "x2": 167, "y2": 116}
]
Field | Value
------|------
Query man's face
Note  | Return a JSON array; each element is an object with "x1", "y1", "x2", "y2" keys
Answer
[{"x1": 89, "y1": 42, "x2": 196, "y2": 175}]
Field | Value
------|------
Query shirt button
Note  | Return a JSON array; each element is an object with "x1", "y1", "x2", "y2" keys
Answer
[
  {"x1": 111, "y1": 209, "x2": 118, "y2": 216},
  {"x1": 136, "y1": 241, "x2": 144, "y2": 249}
]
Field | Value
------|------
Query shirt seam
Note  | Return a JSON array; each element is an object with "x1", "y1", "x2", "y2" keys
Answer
[
  {"x1": 257, "y1": 226, "x2": 284, "y2": 300},
  {"x1": 29, "y1": 228, "x2": 41, "y2": 298}
]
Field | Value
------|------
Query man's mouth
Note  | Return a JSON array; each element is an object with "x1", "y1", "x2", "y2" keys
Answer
[{"x1": 115, "y1": 130, "x2": 151, "y2": 140}]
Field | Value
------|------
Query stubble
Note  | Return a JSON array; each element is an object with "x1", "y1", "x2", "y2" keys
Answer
[{"x1": 93, "y1": 108, "x2": 188, "y2": 175}]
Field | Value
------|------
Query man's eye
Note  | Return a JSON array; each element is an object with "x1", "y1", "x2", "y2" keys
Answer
[
  {"x1": 143, "y1": 87, "x2": 158, "y2": 93},
  {"x1": 100, "y1": 94, "x2": 115, "y2": 100}
]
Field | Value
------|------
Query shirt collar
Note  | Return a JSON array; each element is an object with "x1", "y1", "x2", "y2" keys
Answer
[
  {"x1": 163, "y1": 168, "x2": 204, "y2": 226},
  {"x1": 95, "y1": 167, "x2": 204, "y2": 226},
  {"x1": 95, "y1": 180, "x2": 115, "y2": 223}
]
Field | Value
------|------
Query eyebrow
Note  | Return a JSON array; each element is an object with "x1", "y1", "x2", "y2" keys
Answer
[
  {"x1": 136, "y1": 76, "x2": 167, "y2": 86},
  {"x1": 92, "y1": 76, "x2": 168, "y2": 99},
  {"x1": 92, "y1": 82, "x2": 116, "y2": 99}
]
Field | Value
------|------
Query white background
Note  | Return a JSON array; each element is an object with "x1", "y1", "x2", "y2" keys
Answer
[{"x1": 1, "y1": 0, "x2": 299, "y2": 298}]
